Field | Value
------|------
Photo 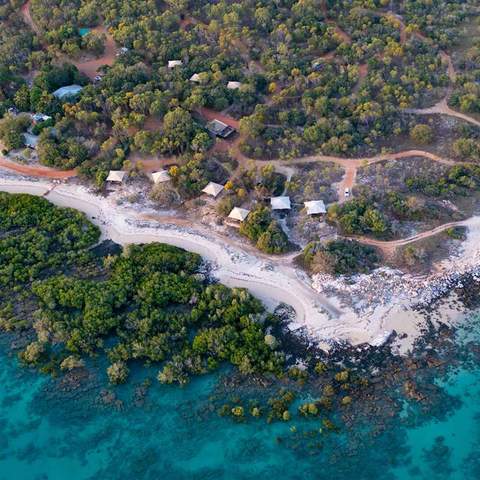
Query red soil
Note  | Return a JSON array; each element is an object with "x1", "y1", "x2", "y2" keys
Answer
[
  {"x1": 0, "y1": 157, "x2": 77, "y2": 179},
  {"x1": 73, "y1": 26, "x2": 117, "y2": 79},
  {"x1": 197, "y1": 107, "x2": 240, "y2": 129}
]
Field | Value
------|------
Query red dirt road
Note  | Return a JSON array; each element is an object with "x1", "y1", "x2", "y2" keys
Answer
[{"x1": 0, "y1": 157, "x2": 76, "y2": 179}]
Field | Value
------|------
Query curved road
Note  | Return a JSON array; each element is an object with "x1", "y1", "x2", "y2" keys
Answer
[{"x1": 353, "y1": 219, "x2": 471, "y2": 254}]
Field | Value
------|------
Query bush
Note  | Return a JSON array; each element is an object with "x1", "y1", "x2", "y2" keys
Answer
[
  {"x1": 239, "y1": 206, "x2": 289, "y2": 254},
  {"x1": 107, "y1": 361, "x2": 129, "y2": 384},
  {"x1": 410, "y1": 123, "x2": 433, "y2": 145},
  {"x1": 327, "y1": 197, "x2": 390, "y2": 237},
  {"x1": 302, "y1": 240, "x2": 379, "y2": 275}
]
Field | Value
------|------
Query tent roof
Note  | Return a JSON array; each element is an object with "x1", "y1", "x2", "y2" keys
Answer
[
  {"x1": 228, "y1": 207, "x2": 250, "y2": 222},
  {"x1": 202, "y1": 181, "x2": 224, "y2": 197},
  {"x1": 271, "y1": 196, "x2": 291, "y2": 210},
  {"x1": 190, "y1": 73, "x2": 201, "y2": 82},
  {"x1": 168, "y1": 60, "x2": 183, "y2": 68},
  {"x1": 227, "y1": 81, "x2": 242, "y2": 90},
  {"x1": 31, "y1": 113, "x2": 52, "y2": 122},
  {"x1": 52, "y1": 84, "x2": 83, "y2": 99},
  {"x1": 151, "y1": 170, "x2": 171, "y2": 183},
  {"x1": 106, "y1": 170, "x2": 126, "y2": 182},
  {"x1": 304, "y1": 200, "x2": 326, "y2": 215}
]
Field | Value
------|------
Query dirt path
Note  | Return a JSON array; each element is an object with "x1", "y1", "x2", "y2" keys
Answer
[
  {"x1": 0, "y1": 156, "x2": 77, "y2": 179},
  {"x1": 404, "y1": 98, "x2": 480, "y2": 128},
  {"x1": 21, "y1": 1, "x2": 40, "y2": 35},
  {"x1": 129, "y1": 152, "x2": 177, "y2": 172},
  {"x1": 260, "y1": 149, "x2": 456, "y2": 202},
  {"x1": 440, "y1": 51, "x2": 457, "y2": 84},
  {"x1": 353, "y1": 219, "x2": 469, "y2": 255}
]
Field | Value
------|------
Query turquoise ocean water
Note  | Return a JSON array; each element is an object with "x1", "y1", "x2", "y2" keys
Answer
[{"x1": 1, "y1": 312, "x2": 480, "y2": 480}]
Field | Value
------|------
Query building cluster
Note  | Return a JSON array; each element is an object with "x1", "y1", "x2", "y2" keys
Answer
[{"x1": 106, "y1": 171, "x2": 327, "y2": 223}]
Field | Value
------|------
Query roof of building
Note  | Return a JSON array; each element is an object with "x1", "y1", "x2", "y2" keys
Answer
[
  {"x1": 206, "y1": 119, "x2": 235, "y2": 139},
  {"x1": 168, "y1": 60, "x2": 183, "y2": 68},
  {"x1": 52, "y1": 85, "x2": 83, "y2": 100},
  {"x1": 190, "y1": 73, "x2": 201, "y2": 82},
  {"x1": 271, "y1": 196, "x2": 291, "y2": 210},
  {"x1": 23, "y1": 133, "x2": 39, "y2": 149},
  {"x1": 151, "y1": 170, "x2": 171, "y2": 184},
  {"x1": 304, "y1": 200, "x2": 326, "y2": 215},
  {"x1": 227, "y1": 81, "x2": 242, "y2": 90},
  {"x1": 106, "y1": 170, "x2": 126, "y2": 182},
  {"x1": 228, "y1": 207, "x2": 250, "y2": 222},
  {"x1": 202, "y1": 181, "x2": 224, "y2": 197},
  {"x1": 31, "y1": 113, "x2": 52, "y2": 122}
]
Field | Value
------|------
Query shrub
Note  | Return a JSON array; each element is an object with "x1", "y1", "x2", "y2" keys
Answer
[
  {"x1": 410, "y1": 123, "x2": 433, "y2": 145},
  {"x1": 107, "y1": 361, "x2": 129, "y2": 384}
]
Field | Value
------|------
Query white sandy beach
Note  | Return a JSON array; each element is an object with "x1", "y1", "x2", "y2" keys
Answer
[{"x1": 1, "y1": 176, "x2": 478, "y2": 352}]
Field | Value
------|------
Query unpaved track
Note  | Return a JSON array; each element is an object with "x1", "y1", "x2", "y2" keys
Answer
[
  {"x1": 354, "y1": 219, "x2": 471, "y2": 255},
  {"x1": 0, "y1": 141, "x2": 77, "y2": 179},
  {"x1": 21, "y1": 1, "x2": 39, "y2": 35},
  {"x1": 262, "y1": 149, "x2": 456, "y2": 203},
  {"x1": 404, "y1": 98, "x2": 480, "y2": 128},
  {"x1": 0, "y1": 157, "x2": 76, "y2": 179}
]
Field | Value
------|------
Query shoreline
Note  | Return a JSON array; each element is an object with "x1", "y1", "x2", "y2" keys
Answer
[{"x1": 1, "y1": 176, "x2": 479, "y2": 353}]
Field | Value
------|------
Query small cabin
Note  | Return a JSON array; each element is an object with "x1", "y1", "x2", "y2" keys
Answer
[
  {"x1": 271, "y1": 196, "x2": 291, "y2": 210},
  {"x1": 228, "y1": 207, "x2": 250, "y2": 222},
  {"x1": 168, "y1": 60, "x2": 183, "y2": 68},
  {"x1": 151, "y1": 170, "x2": 171, "y2": 184},
  {"x1": 52, "y1": 85, "x2": 83, "y2": 100},
  {"x1": 304, "y1": 200, "x2": 326, "y2": 216},
  {"x1": 206, "y1": 119, "x2": 235, "y2": 139},
  {"x1": 31, "y1": 113, "x2": 52, "y2": 124},
  {"x1": 202, "y1": 181, "x2": 224, "y2": 198},
  {"x1": 227, "y1": 81, "x2": 242, "y2": 90},
  {"x1": 106, "y1": 170, "x2": 126, "y2": 183}
]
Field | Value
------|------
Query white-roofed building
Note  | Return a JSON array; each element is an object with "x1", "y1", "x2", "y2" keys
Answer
[
  {"x1": 151, "y1": 170, "x2": 170, "y2": 184},
  {"x1": 227, "y1": 81, "x2": 242, "y2": 90},
  {"x1": 202, "y1": 181, "x2": 224, "y2": 198},
  {"x1": 271, "y1": 196, "x2": 291, "y2": 210},
  {"x1": 168, "y1": 60, "x2": 183, "y2": 68},
  {"x1": 304, "y1": 200, "x2": 326, "y2": 215},
  {"x1": 106, "y1": 170, "x2": 126, "y2": 183},
  {"x1": 31, "y1": 113, "x2": 52, "y2": 123},
  {"x1": 190, "y1": 73, "x2": 201, "y2": 82},
  {"x1": 228, "y1": 207, "x2": 250, "y2": 222},
  {"x1": 52, "y1": 85, "x2": 83, "y2": 100}
]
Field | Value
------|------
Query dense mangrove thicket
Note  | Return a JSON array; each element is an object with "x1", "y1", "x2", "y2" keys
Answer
[{"x1": 0, "y1": 193, "x2": 284, "y2": 384}]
